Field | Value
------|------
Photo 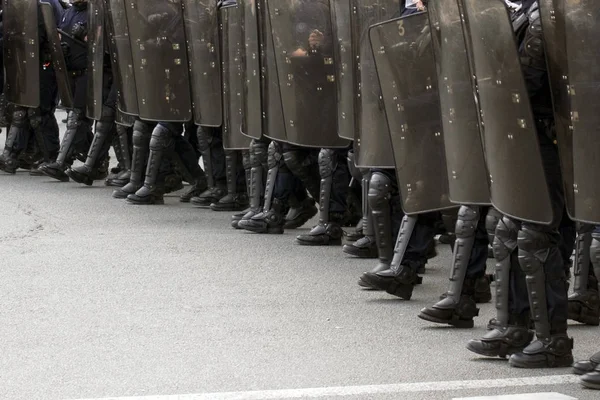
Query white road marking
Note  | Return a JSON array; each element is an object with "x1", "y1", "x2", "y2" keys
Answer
[
  {"x1": 454, "y1": 392, "x2": 577, "y2": 400},
  {"x1": 70, "y1": 374, "x2": 580, "y2": 400}
]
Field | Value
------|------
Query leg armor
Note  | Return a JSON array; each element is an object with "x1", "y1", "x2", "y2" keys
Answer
[
  {"x1": 343, "y1": 152, "x2": 365, "y2": 242},
  {"x1": 113, "y1": 120, "x2": 152, "y2": 198},
  {"x1": 358, "y1": 215, "x2": 418, "y2": 296},
  {"x1": 568, "y1": 224, "x2": 599, "y2": 325},
  {"x1": 492, "y1": 216, "x2": 520, "y2": 327},
  {"x1": 509, "y1": 223, "x2": 573, "y2": 368},
  {"x1": 486, "y1": 207, "x2": 503, "y2": 258},
  {"x1": 40, "y1": 109, "x2": 88, "y2": 182},
  {"x1": 234, "y1": 139, "x2": 268, "y2": 226},
  {"x1": 190, "y1": 127, "x2": 227, "y2": 206},
  {"x1": 0, "y1": 108, "x2": 27, "y2": 173},
  {"x1": 28, "y1": 108, "x2": 50, "y2": 163},
  {"x1": 106, "y1": 125, "x2": 133, "y2": 187},
  {"x1": 211, "y1": 150, "x2": 249, "y2": 211},
  {"x1": 296, "y1": 148, "x2": 343, "y2": 246},
  {"x1": 67, "y1": 106, "x2": 116, "y2": 185},
  {"x1": 418, "y1": 206, "x2": 481, "y2": 327},
  {"x1": 366, "y1": 172, "x2": 395, "y2": 271},
  {"x1": 238, "y1": 141, "x2": 288, "y2": 234},
  {"x1": 127, "y1": 124, "x2": 173, "y2": 205},
  {"x1": 283, "y1": 149, "x2": 321, "y2": 202},
  {"x1": 231, "y1": 149, "x2": 254, "y2": 227}
]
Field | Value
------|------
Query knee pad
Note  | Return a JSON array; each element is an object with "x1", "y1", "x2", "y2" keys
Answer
[
  {"x1": 517, "y1": 226, "x2": 552, "y2": 274},
  {"x1": 196, "y1": 126, "x2": 214, "y2": 153},
  {"x1": 66, "y1": 109, "x2": 87, "y2": 131},
  {"x1": 455, "y1": 206, "x2": 480, "y2": 239},
  {"x1": 11, "y1": 109, "x2": 27, "y2": 128},
  {"x1": 132, "y1": 121, "x2": 153, "y2": 146},
  {"x1": 149, "y1": 125, "x2": 174, "y2": 151},
  {"x1": 267, "y1": 141, "x2": 284, "y2": 170},
  {"x1": 250, "y1": 139, "x2": 269, "y2": 167},
  {"x1": 367, "y1": 172, "x2": 392, "y2": 211},
  {"x1": 242, "y1": 149, "x2": 251, "y2": 170},
  {"x1": 493, "y1": 216, "x2": 520, "y2": 262},
  {"x1": 27, "y1": 108, "x2": 43, "y2": 130},
  {"x1": 486, "y1": 208, "x2": 502, "y2": 244},
  {"x1": 318, "y1": 148, "x2": 337, "y2": 179}
]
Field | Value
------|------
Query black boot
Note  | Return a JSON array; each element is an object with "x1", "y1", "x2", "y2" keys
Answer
[
  {"x1": 106, "y1": 125, "x2": 132, "y2": 187},
  {"x1": 297, "y1": 149, "x2": 345, "y2": 246},
  {"x1": 211, "y1": 150, "x2": 249, "y2": 211},
  {"x1": 240, "y1": 198, "x2": 287, "y2": 234},
  {"x1": 127, "y1": 125, "x2": 170, "y2": 205},
  {"x1": 233, "y1": 144, "x2": 265, "y2": 228},
  {"x1": 573, "y1": 350, "x2": 600, "y2": 375},
  {"x1": 344, "y1": 205, "x2": 378, "y2": 258},
  {"x1": 68, "y1": 107, "x2": 115, "y2": 186},
  {"x1": 467, "y1": 321, "x2": 533, "y2": 358},
  {"x1": 113, "y1": 121, "x2": 151, "y2": 199},
  {"x1": 580, "y1": 366, "x2": 600, "y2": 390},
  {"x1": 40, "y1": 109, "x2": 87, "y2": 182},
  {"x1": 283, "y1": 197, "x2": 318, "y2": 229}
]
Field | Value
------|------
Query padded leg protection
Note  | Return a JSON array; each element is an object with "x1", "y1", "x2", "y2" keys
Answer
[
  {"x1": 493, "y1": 216, "x2": 520, "y2": 327},
  {"x1": 368, "y1": 172, "x2": 394, "y2": 270},
  {"x1": 197, "y1": 126, "x2": 215, "y2": 187},
  {"x1": 113, "y1": 120, "x2": 152, "y2": 198}
]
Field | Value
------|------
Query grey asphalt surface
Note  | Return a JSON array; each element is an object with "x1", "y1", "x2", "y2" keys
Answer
[{"x1": 1, "y1": 114, "x2": 599, "y2": 400}]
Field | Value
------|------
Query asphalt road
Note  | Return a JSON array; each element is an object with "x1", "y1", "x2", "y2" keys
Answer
[{"x1": 0, "y1": 114, "x2": 598, "y2": 400}]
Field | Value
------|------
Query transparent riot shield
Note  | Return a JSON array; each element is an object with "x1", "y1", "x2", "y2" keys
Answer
[
  {"x1": 460, "y1": 0, "x2": 552, "y2": 224},
  {"x1": 4, "y1": 0, "x2": 41, "y2": 107},
  {"x1": 350, "y1": 0, "x2": 396, "y2": 168},
  {"x1": 239, "y1": 0, "x2": 263, "y2": 140},
  {"x1": 265, "y1": 0, "x2": 350, "y2": 148},
  {"x1": 40, "y1": 1, "x2": 74, "y2": 109},
  {"x1": 86, "y1": 0, "x2": 106, "y2": 120},
  {"x1": 221, "y1": 5, "x2": 251, "y2": 150},
  {"x1": 124, "y1": 0, "x2": 192, "y2": 122},
  {"x1": 258, "y1": 0, "x2": 288, "y2": 142},
  {"x1": 106, "y1": 0, "x2": 139, "y2": 116},
  {"x1": 370, "y1": 13, "x2": 453, "y2": 214},
  {"x1": 562, "y1": 0, "x2": 600, "y2": 224},
  {"x1": 331, "y1": 0, "x2": 355, "y2": 141},
  {"x1": 427, "y1": 0, "x2": 490, "y2": 205},
  {"x1": 538, "y1": 0, "x2": 574, "y2": 219},
  {"x1": 182, "y1": 0, "x2": 222, "y2": 127}
]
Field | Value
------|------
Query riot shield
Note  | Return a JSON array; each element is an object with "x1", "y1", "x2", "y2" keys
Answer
[
  {"x1": 370, "y1": 13, "x2": 452, "y2": 214},
  {"x1": 40, "y1": 1, "x2": 74, "y2": 109},
  {"x1": 265, "y1": 0, "x2": 350, "y2": 148},
  {"x1": 182, "y1": 0, "x2": 222, "y2": 127},
  {"x1": 258, "y1": 0, "x2": 288, "y2": 142},
  {"x1": 331, "y1": 0, "x2": 355, "y2": 141},
  {"x1": 86, "y1": 0, "x2": 106, "y2": 120},
  {"x1": 561, "y1": 0, "x2": 600, "y2": 224},
  {"x1": 427, "y1": 0, "x2": 490, "y2": 205},
  {"x1": 460, "y1": 0, "x2": 552, "y2": 224},
  {"x1": 221, "y1": 5, "x2": 251, "y2": 150},
  {"x1": 4, "y1": 0, "x2": 40, "y2": 107},
  {"x1": 538, "y1": 0, "x2": 575, "y2": 219},
  {"x1": 124, "y1": 0, "x2": 192, "y2": 122},
  {"x1": 239, "y1": 0, "x2": 263, "y2": 140},
  {"x1": 106, "y1": 0, "x2": 139, "y2": 116},
  {"x1": 350, "y1": 0, "x2": 395, "y2": 168}
]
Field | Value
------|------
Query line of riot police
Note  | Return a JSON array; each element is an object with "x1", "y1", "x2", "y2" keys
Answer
[{"x1": 1, "y1": 0, "x2": 600, "y2": 390}]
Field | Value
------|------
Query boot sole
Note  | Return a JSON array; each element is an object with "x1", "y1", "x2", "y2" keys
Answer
[
  {"x1": 295, "y1": 238, "x2": 342, "y2": 246},
  {"x1": 342, "y1": 245, "x2": 378, "y2": 259},
  {"x1": 509, "y1": 354, "x2": 574, "y2": 369},
  {"x1": 581, "y1": 379, "x2": 600, "y2": 390},
  {"x1": 126, "y1": 198, "x2": 165, "y2": 205},
  {"x1": 417, "y1": 311, "x2": 475, "y2": 328},
  {"x1": 357, "y1": 277, "x2": 382, "y2": 290},
  {"x1": 240, "y1": 224, "x2": 284, "y2": 234},
  {"x1": 465, "y1": 342, "x2": 517, "y2": 359}
]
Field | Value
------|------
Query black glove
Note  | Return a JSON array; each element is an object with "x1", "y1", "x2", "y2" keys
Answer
[{"x1": 71, "y1": 22, "x2": 88, "y2": 41}]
